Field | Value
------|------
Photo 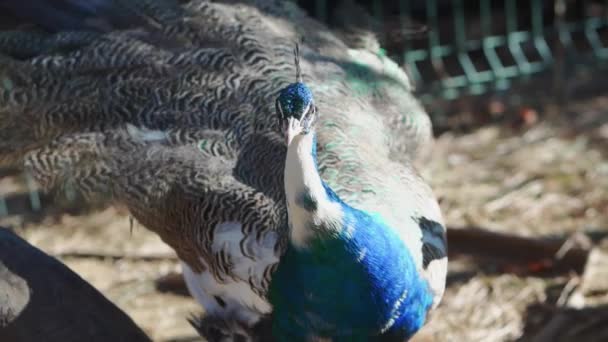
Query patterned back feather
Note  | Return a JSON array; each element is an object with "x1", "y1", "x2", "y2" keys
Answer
[{"x1": 0, "y1": 0, "x2": 444, "y2": 340}]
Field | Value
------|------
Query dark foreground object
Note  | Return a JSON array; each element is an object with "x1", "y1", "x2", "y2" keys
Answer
[{"x1": 0, "y1": 227, "x2": 151, "y2": 342}]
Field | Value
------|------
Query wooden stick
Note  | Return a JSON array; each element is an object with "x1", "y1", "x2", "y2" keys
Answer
[
  {"x1": 151, "y1": 226, "x2": 595, "y2": 297},
  {"x1": 155, "y1": 272, "x2": 190, "y2": 296},
  {"x1": 447, "y1": 227, "x2": 590, "y2": 273},
  {"x1": 53, "y1": 250, "x2": 178, "y2": 261}
]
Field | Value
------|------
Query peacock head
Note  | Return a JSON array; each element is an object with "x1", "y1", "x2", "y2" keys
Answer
[{"x1": 276, "y1": 43, "x2": 318, "y2": 145}]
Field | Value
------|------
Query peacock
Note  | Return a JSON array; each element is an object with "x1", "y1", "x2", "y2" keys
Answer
[{"x1": 0, "y1": 0, "x2": 447, "y2": 340}]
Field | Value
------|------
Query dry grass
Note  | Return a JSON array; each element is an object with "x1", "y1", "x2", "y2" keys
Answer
[
  {"x1": 415, "y1": 95, "x2": 608, "y2": 341},
  {"x1": 1, "y1": 95, "x2": 607, "y2": 341}
]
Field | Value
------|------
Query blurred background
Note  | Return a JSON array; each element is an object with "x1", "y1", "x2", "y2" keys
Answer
[{"x1": 1, "y1": 0, "x2": 607, "y2": 341}]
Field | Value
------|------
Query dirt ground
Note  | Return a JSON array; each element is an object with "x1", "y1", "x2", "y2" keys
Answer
[
  {"x1": 417, "y1": 94, "x2": 608, "y2": 341},
  {"x1": 1, "y1": 94, "x2": 607, "y2": 341}
]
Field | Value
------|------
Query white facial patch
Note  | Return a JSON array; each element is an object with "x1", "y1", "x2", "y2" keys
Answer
[{"x1": 284, "y1": 133, "x2": 344, "y2": 247}]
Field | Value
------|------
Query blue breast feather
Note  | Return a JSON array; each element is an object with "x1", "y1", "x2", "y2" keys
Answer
[{"x1": 269, "y1": 187, "x2": 434, "y2": 341}]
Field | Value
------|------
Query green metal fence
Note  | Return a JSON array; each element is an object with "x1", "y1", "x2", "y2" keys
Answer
[
  {"x1": 301, "y1": 0, "x2": 608, "y2": 102},
  {"x1": 397, "y1": 0, "x2": 608, "y2": 103}
]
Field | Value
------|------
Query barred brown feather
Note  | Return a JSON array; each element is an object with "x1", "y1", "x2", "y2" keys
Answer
[{"x1": 0, "y1": 0, "x2": 438, "y2": 339}]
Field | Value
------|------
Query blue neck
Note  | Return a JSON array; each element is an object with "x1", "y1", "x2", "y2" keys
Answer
[{"x1": 271, "y1": 132, "x2": 433, "y2": 340}]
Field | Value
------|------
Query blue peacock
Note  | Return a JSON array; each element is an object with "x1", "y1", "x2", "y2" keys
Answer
[{"x1": 0, "y1": 0, "x2": 447, "y2": 341}]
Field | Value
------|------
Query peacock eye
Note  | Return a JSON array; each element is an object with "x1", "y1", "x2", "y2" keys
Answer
[
  {"x1": 308, "y1": 104, "x2": 318, "y2": 119},
  {"x1": 301, "y1": 105, "x2": 315, "y2": 130}
]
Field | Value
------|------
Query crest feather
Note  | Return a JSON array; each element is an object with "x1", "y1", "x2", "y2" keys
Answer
[{"x1": 294, "y1": 43, "x2": 302, "y2": 83}]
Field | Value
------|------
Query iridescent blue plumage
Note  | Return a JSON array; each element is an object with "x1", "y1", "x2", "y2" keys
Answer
[
  {"x1": 270, "y1": 207, "x2": 433, "y2": 341},
  {"x1": 269, "y1": 132, "x2": 435, "y2": 341},
  {"x1": 276, "y1": 82, "x2": 314, "y2": 120}
]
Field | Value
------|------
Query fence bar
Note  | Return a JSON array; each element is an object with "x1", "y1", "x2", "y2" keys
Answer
[
  {"x1": 481, "y1": 0, "x2": 511, "y2": 89},
  {"x1": 584, "y1": 0, "x2": 608, "y2": 59},
  {"x1": 426, "y1": 0, "x2": 441, "y2": 60},
  {"x1": 506, "y1": 0, "x2": 529, "y2": 74},
  {"x1": 399, "y1": 0, "x2": 425, "y2": 83},
  {"x1": 531, "y1": 0, "x2": 553, "y2": 64}
]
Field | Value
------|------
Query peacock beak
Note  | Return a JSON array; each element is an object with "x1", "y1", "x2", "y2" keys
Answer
[{"x1": 284, "y1": 117, "x2": 301, "y2": 145}]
